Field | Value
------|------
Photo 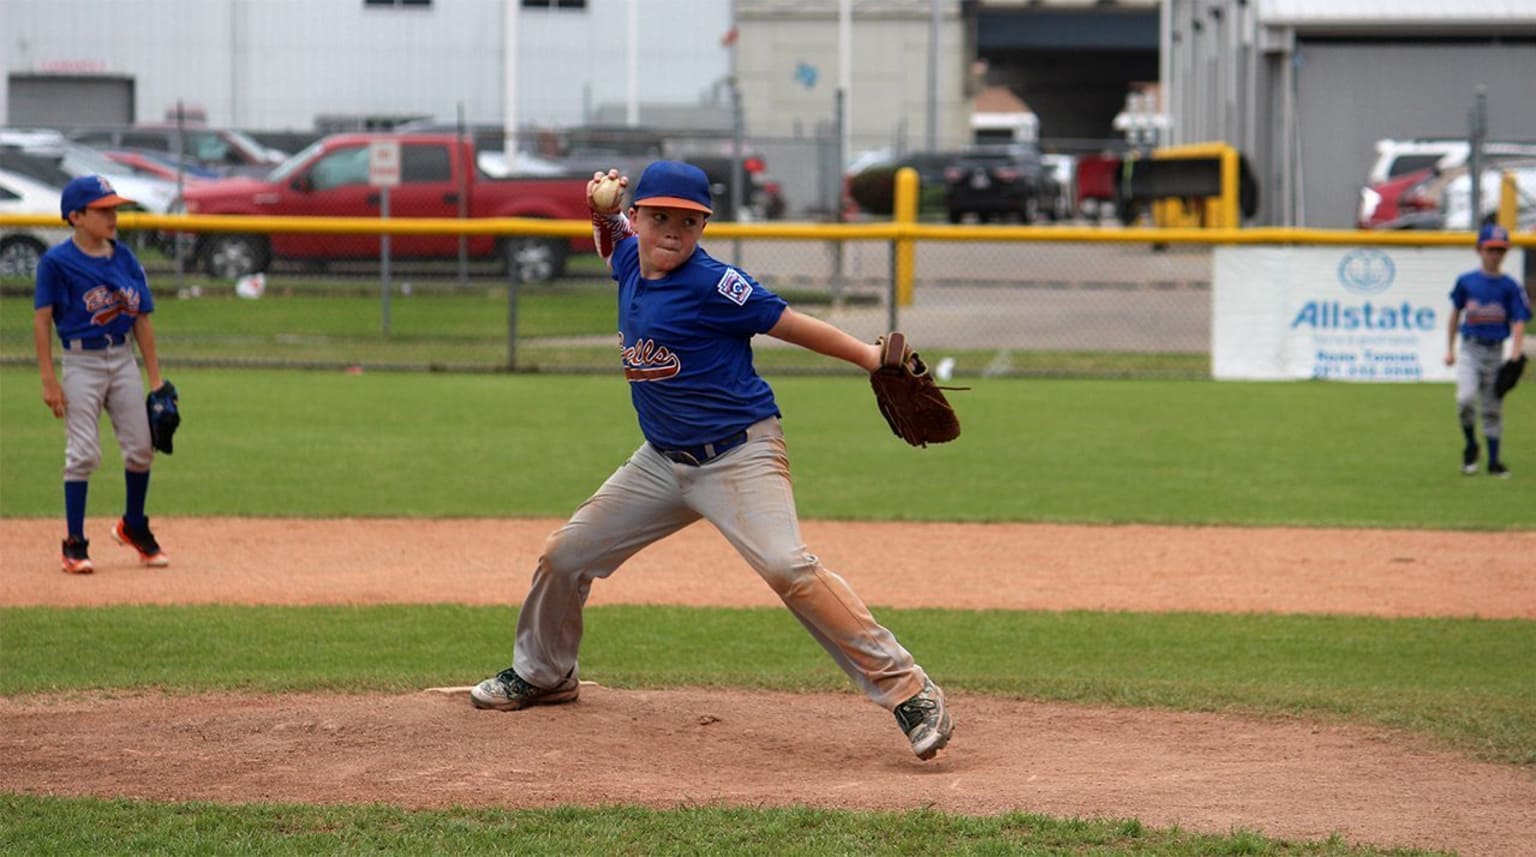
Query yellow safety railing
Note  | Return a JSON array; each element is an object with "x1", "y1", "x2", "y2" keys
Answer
[{"x1": 1145, "y1": 141, "x2": 1242, "y2": 230}]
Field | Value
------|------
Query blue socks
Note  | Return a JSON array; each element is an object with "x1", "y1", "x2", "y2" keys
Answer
[
  {"x1": 65, "y1": 481, "x2": 88, "y2": 539},
  {"x1": 1488, "y1": 439, "x2": 1501, "y2": 466},
  {"x1": 64, "y1": 471, "x2": 151, "y2": 538},
  {"x1": 125, "y1": 469, "x2": 151, "y2": 529}
]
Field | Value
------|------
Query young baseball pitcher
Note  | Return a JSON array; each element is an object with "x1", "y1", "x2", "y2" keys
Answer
[
  {"x1": 1446, "y1": 223, "x2": 1530, "y2": 477},
  {"x1": 471, "y1": 161, "x2": 954, "y2": 761},
  {"x1": 33, "y1": 175, "x2": 171, "y2": 573}
]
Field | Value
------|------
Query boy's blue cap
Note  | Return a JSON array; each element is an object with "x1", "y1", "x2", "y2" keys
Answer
[
  {"x1": 631, "y1": 160, "x2": 712, "y2": 215},
  {"x1": 1477, "y1": 223, "x2": 1511, "y2": 248},
  {"x1": 61, "y1": 174, "x2": 133, "y2": 222}
]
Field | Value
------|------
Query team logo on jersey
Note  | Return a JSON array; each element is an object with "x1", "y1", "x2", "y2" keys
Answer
[
  {"x1": 1465, "y1": 299, "x2": 1509, "y2": 327},
  {"x1": 620, "y1": 335, "x2": 681, "y2": 381},
  {"x1": 716, "y1": 268, "x2": 752, "y2": 306},
  {"x1": 84, "y1": 284, "x2": 140, "y2": 326}
]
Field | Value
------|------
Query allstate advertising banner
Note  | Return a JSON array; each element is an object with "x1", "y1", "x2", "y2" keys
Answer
[{"x1": 1212, "y1": 246, "x2": 1522, "y2": 381}]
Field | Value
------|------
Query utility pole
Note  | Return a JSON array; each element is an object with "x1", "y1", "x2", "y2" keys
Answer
[
  {"x1": 926, "y1": 0, "x2": 939, "y2": 151},
  {"x1": 1469, "y1": 85, "x2": 1487, "y2": 229}
]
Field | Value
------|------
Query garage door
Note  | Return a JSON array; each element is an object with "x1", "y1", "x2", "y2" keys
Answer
[
  {"x1": 8, "y1": 75, "x2": 134, "y2": 127},
  {"x1": 1294, "y1": 41, "x2": 1536, "y2": 229}
]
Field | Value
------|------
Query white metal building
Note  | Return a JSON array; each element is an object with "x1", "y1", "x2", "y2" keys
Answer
[
  {"x1": 2, "y1": 1, "x2": 1142, "y2": 157},
  {"x1": 1, "y1": 0, "x2": 732, "y2": 135}
]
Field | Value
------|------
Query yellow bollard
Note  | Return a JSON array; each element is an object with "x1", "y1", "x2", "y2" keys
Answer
[
  {"x1": 893, "y1": 166, "x2": 918, "y2": 308},
  {"x1": 1497, "y1": 171, "x2": 1518, "y2": 230}
]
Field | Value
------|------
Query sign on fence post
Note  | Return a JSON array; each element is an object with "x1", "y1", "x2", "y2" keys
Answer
[{"x1": 369, "y1": 139, "x2": 402, "y2": 335}]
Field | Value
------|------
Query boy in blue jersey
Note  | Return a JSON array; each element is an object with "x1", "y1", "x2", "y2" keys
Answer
[
  {"x1": 472, "y1": 161, "x2": 953, "y2": 761},
  {"x1": 1446, "y1": 223, "x2": 1531, "y2": 477},
  {"x1": 33, "y1": 175, "x2": 171, "y2": 572}
]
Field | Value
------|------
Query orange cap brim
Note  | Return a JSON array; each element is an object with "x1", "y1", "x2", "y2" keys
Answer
[
  {"x1": 633, "y1": 196, "x2": 712, "y2": 215},
  {"x1": 86, "y1": 193, "x2": 135, "y2": 209}
]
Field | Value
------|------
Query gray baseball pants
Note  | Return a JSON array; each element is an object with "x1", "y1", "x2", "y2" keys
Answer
[
  {"x1": 1457, "y1": 339, "x2": 1506, "y2": 440},
  {"x1": 60, "y1": 340, "x2": 152, "y2": 480},
  {"x1": 512, "y1": 416, "x2": 929, "y2": 711}
]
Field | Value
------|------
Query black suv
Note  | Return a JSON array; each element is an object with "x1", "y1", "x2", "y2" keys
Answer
[{"x1": 943, "y1": 144, "x2": 1059, "y2": 224}]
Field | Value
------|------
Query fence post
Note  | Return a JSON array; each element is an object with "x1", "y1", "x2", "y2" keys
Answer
[
  {"x1": 1497, "y1": 171, "x2": 1518, "y2": 230},
  {"x1": 1220, "y1": 145, "x2": 1239, "y2": 228},
  {"x1": 506, "y1": 233, "x2": 521, "y2": 372},
  {"x1": 892, "y1": 167, "x2": 919, "y2": 318}
]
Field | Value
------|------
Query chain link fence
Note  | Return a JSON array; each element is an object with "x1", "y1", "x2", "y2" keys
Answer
[{"x1": 2, "y1": 212, "x2": 1215, "y2": 378}]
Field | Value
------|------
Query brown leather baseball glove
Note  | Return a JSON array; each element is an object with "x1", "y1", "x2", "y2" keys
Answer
[
  {"x1": 869, "y1": 332, "x2": 965, "y2": 447},
  {"x1": 1494, "y1": 354, "x2": 1527, "y2": 399}
]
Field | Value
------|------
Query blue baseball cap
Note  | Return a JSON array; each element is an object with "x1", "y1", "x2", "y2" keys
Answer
[
  {"x1": 1477, "y1": 223, "x2": 1511, "y2": 248},
  {"x1": 631, "y1": 160, "x2": 712, "y2": 215},
  {"x1": 60, "y1": 174, "x2": 134, "y2": 222}
]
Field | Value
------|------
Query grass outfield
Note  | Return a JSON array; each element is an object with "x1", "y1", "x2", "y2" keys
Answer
[
  {"x1": 1, "y1": 368, "x2": 1531, "y2": 527},
  {"x1": 0, "y1": 797, "x2": 1444, "y2": 856},
  {"x1": 1, "y1": 367, "x2": 1529, "y2": 854}
]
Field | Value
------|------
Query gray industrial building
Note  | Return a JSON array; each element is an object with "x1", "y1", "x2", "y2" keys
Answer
[{"x1": 1166, "y1": 0, "x2": 1536, "y2": 227}]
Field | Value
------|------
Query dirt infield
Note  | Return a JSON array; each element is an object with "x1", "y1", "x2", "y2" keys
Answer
[{"x1": 4, "y1": 517, "x2": 1535, "y2": 855}]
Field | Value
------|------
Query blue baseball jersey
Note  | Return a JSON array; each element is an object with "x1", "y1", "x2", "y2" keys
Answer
[
  {"x1": 611, "y1": 236, "x2": 787, "y2": 448},
  {"x1": 1450, "y1": 269, "x2": 1532, "y2": 341},
  {"x1": 34, "y1": 239, "x2": 154, "y2": 341}
]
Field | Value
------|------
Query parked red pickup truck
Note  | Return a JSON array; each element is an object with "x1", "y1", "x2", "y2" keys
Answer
[{"x1": 178, "y1": 133, "x2": 594, "y2": 281}]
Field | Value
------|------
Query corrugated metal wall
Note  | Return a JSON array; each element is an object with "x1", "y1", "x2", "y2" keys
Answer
[{"x1": 1293, "y1": 40, "x2": 1536, "y2": 229}]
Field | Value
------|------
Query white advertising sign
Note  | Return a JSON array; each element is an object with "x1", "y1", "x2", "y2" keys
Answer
[{"x1": 1212, "y1": 245, "x2": 1524, "y2": 382}]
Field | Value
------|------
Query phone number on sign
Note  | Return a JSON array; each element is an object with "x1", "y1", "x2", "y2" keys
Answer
[{"x1": 1312, "y1": 349, "x2": 1424, "y2": 379}]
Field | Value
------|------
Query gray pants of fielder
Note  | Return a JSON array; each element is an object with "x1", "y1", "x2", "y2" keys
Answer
[
  {"x1": 512, "y1": 416, "x2": 928, "y2": 711},
  {"x1": 1457, "y1": 339, "x2": 1506, "y2": 440},
  {"x1": 60, "y1": 340, "x2": 152, "y2": 480}
]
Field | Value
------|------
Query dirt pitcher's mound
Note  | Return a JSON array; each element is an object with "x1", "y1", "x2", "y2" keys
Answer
[{"x1": 4, "y1": 686, "x2": 1535, "y2": 856}]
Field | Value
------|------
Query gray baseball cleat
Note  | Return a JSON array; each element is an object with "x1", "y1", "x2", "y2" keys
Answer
[
  {"x1": 470, "y1": 667, "x2": 580, "y2": 711},
  {"x1": 894, "y1": 678, "x2": 953, "y2": 760}
]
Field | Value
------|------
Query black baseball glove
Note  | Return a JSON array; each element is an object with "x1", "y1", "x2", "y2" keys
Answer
[
  {"x1": 147, "y1": 380, "x2": 180, "y2": 454},
  {"x1": 1494, "y1": 354, "x2": 1527, "y2": 399},
  {"x1": 869, "y1": 332, "x2": 966, "y2": 447}
]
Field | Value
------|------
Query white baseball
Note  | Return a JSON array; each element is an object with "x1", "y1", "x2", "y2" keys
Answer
[{"x1": 591, "y1": 177, "x2": 625, "y2": 211}]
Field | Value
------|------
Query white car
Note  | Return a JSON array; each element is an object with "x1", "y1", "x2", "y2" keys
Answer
[
  {"x1": 0, "y1": 126, "x2": 68, "y2": 150},
  {"x1": 0, "y1": 168, "x2": 68, "y2": 278}
]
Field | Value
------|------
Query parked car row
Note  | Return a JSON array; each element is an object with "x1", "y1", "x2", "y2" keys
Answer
[
  {"x1": 1, "y1": 123, "x2": 295, "y2": 276},
  {"x1": 4, "y1": 119, "x2": 797, "y2": 282},
  {"x1": 844, "y1": 144, "x2": 1067, "y2": 224}
]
